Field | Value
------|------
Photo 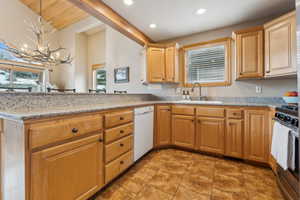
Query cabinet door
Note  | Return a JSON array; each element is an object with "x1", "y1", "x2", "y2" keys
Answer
[
  {"x1": 147, "y1": 47, "x2": 165, "y2": 82},
  {"x1": 225, "y1": 119, "x2": 243, "y2": 158},
  {"x1": 196, "y1": 117, "x2": 225, "y2": 154},
  {"x1": 156, "y1": 105, "x2": 171, "y2": 146},
  {"x1": 244, "y1": 110, "x2": 269, "y2": 163},
  {"x1": 31, "y1": 135, "x2": 103, "y2": 200},
  {"x1": 165, "y1": 46, "x2": 175, "y2": 82},
  {"x1": 172, "y1": 115, "x2": 195, "y2": 149},
  {"x1": 265, "y1": 12, "x2": 296, "y2": 77},
  {"x1": 236, "y1": 28, "x2": 264, "y2": 79}
]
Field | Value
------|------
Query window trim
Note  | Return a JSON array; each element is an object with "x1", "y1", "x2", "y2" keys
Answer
[{"x1": 180, "y1": 37, "x2": 232, "y2": 87}]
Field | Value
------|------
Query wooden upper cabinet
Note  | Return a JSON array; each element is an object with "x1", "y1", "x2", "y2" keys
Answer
[
  {"x1": 31, "y1": 134, "x2": 103, "y2": 200},
  {"x1": 244, "y1": 109, "x2": 270, "y2": 163},
  {"x1": 196, "y1": 117, "x2": 225, "y2": 154},
  {"x1": 172, "y1": 115, "x2": 195, "y2": 149},
  {"x1": 264, "y1": 11, "x2": 296, "y2": 77},
  {"x1": 225, "y1": 119, "x2": 243, "y2": 158},
  {"x1": 147, "y1": 47, "x2": 166, "y2": 82},
  {"x1": 147, "y1": 43, "x2": 178, "y2": 83},
  {"x1": 234, "y1": 26, "x2": 264, "y2": 79},
  {"x1": 165, "y1": 46, "x2": 176, "y2": 82},
  {"x1": 155, "y1": 105, "x2": 171, "y2": 147}
]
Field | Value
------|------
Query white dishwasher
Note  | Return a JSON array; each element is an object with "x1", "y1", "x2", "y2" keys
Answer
[{"x1": 134, "y1": 106, "x2": 154, "y2": 161}]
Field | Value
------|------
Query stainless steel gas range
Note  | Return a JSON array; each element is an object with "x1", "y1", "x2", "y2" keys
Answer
[{"x1": 274, "y1": 105, "x2": 299, "y2": 200}]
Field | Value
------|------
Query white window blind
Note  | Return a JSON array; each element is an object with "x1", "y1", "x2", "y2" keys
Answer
[{"x1": 187, "y1": 45, "x2": 225, "y2": 84}]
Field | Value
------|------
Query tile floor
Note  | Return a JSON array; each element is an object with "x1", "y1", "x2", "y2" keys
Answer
[{"x1": 94, "y1": 149, "x2": 284, "y2": 200}]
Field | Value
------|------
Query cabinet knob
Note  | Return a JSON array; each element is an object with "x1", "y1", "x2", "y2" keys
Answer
[
  {"x1": 120, "y1": 117, "x2": 124, "y2": 120},
  {"x1": 72, "y1": 128, "x2": 79, "y2": 134},
  {"x1": 99, "y1": 138, "x2": 103, "y2": 143},
  {"x1": 120, "y1": 130, "x2": 124, "y2": 134},
  {"x1": 120, "y1": 143, "x2": 124, "y2": 147},
  {"x1": 120, "y1": 161, "x2": 124, "y2": 164}
]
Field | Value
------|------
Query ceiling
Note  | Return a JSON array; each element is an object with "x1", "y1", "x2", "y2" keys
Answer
[
  {"x1": 20, "y1": 0, "x2": 89, "y2": 30},
  {"x1": 102, "y1": 0, "x2": 295, "y2": 41}
]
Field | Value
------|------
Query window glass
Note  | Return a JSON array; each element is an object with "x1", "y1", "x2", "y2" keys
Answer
[
  {"x1": 187, "y1": 45, "x2": 225, "y2": 84},
  {"x1": 95, "y1": 69, "x2": 106, "y2": 90},
  {"x1": 12, "y1": 70, "x2": 41, "y2": 89},
  {"x1": 0, "y1": 68, "x2": 10, "y2": 87}
]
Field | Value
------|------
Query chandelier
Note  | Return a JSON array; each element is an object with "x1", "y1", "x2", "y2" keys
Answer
[{"x1": 0, "y1": 0, "x2": 72, "y2": 66}]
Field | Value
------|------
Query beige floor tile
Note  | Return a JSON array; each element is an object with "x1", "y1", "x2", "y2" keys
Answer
[
  {"x1": 95, "y1": 149, "x2": 283, "y2": 200},
  {"x1": 135, "y1": 185, "x2": 173, "y2": 200},
  {"x1": 173, "y1": 186, "x2": 211, "y2": 200},
  {"x1": 148, "y1": 169, "x2": 181, "y2": 195}
]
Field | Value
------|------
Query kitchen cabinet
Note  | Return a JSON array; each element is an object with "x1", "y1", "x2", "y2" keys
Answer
[
  {"x1": 196, "y1": 117, "x2": 225, "y2": 154},
  {"x1": 155, "y1": 105, "x2": 171, "y2": 146},
  {"x1": 165, "y1": 46, "x2": 177, "y2": 82},
  {"x1": 244, "y1": 109, "x2": 270, "y2": 163},
  {"x1": 225, "y1": 119, "x2": 243, "y2": 158},
  {"x1": 147, "y1": 47, "x2": 165, "y2": 82},
  {"x1": 264, "y1": 11, "x2": 296, "y2": 77},
  {"x1": 147, "y1": 44, "x2": 178, "y2": 83},
  {"x1": 234, "y1": 26, "x2": 264, "y2": 79},
  {"x1": 104, "y1": 109, "x2": 134, "y2": 184},
  {"x1": 31, "y1": 134, "x2": 104, "y2": 200},
  {"x1": 172, "y1": 115, "x2": 195, "y2": 149}
]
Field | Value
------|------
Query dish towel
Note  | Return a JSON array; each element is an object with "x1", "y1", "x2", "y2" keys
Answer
[{"x1": 271, "y1": 121, "x2": 291, "y2": 170}]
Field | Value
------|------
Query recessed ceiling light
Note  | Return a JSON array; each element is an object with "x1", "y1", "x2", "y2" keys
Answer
[
  {"x1": 149, "y1": 24, "x2": 157, "y2": 29},
  {"x1": 123, "y1": 0, "x2": 134, "y2": 6},
  {"x1": 196, "y1": 8, "x2": 207, "y2": 15}
]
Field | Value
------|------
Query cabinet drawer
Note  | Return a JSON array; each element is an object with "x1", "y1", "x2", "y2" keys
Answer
[
  {"x1": 105, "y1": 123, "x2": 133, "y2": 144},
  {"x1": 196, "y1": 107, "x2": 225, "y2": 118},
  {"x1": 227, "y1": 109, "x2": 244, "y2": 119},
  {"x1": 29, "y1": 114, "x2": 103, "y2": 149},
  {"x1": 105, "y1": 135, "x2": 133, "y2": 163},
  {"x1": 105, "y1": 150, "x2": 133, "y2": 183},
  {"x1": 105, "y1": 110, "x2": 133, "y2": 128},
  {"x1": 172, "y1": 105, "x2": 195, "y2": 115}
]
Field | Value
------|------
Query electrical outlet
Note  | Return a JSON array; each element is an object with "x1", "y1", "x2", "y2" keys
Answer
[{"x1": 256, "y1": 86, "x2": 262, "y2": 94}]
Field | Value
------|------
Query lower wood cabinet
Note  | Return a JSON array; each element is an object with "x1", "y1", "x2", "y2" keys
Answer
[
  {"x1": 244, "y1": 109, "x2": 270, "y2": 163},
  {"x1": 105, "y1": 151, "x2": 133, "y2": 184},
  {"x1": 225, "y1": 119, "x2": 243, "y2": 158},
  {"x1": 196, "y1": 117, "x2": 225, "y2": 154},
  {"x1": 31, "y1": 134, "x2": 104, "y2": 200},
  {"x1": 155, "y1": 105, "x2": 171, "y2": 146},
  {"x1": 172, "y1": 115, "x2": 195, "y2": 148}
]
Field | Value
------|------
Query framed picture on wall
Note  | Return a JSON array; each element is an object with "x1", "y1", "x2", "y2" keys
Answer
[{"x1": 114, "y1": 67, "x2": 130, "y2": 83}]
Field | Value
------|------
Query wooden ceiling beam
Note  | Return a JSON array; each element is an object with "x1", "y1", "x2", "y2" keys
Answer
[{"x1": 67, "y1": 0, "x2": 153, "y2": 46}]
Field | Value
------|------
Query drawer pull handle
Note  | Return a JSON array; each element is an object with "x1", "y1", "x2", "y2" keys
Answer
[
  {"x1": 120, "y1": 143, "x2": 124, "y2": 147},
  {"x1": 120, "y1": 130, "x2": 124, "y2": 134},
  {"x1": 120, "y1": 117, "x2": 124, "y2": 120},
  {"x1": 72, "y1": 128, "x2": 79, "y2": 134},
  {"x1": 120, "y1": 161, "x2": 124, "y2": 164}
]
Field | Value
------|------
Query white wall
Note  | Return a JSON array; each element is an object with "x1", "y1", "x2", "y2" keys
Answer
[
  {"x1": 57, "y1": 17, "x2": 103, "y2": 89},
  {"x1": 105, "y1": 26, "x2": 176, "y2": 95},
  {"x1": 165, "y1": 17, "x2": 298, "y2": 97},
  {"x1": 75, "y1": 33, "x2": 88, "y2": 92},
  {"x1": 87, "y1": 31, "x2": 106, "y2": 89}
]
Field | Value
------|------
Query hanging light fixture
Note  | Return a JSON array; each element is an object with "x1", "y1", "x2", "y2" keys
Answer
[{"x1": 0, "y1": 0, "x2": 72, "y2": 66}]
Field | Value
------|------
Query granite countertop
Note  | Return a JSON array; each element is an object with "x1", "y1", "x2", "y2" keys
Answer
[{"x1": 0, "y1": 100, "x2": 283, "y2": 121}]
